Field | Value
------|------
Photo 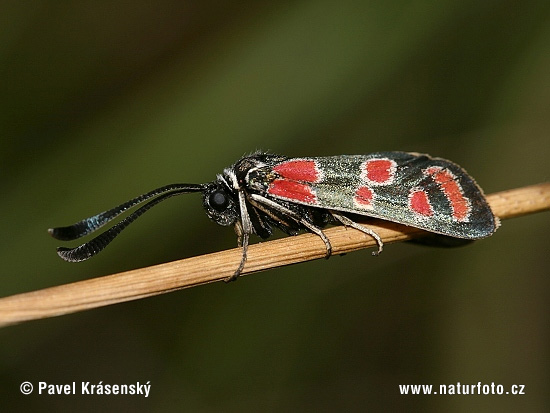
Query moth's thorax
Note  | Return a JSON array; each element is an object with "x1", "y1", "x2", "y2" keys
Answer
[
  {"x1": 230, "y1": 153, "x2": 287, "y2": 193},
  {"x1": 246, "y1": 167, "x2": 276, "y2": 193}
]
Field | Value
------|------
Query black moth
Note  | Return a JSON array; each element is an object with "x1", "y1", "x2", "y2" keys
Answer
[{"x1": 50, "y1": 152, "x2": 498, "y2": 281}]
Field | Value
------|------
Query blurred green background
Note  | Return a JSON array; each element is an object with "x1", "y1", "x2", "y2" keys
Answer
[{"x1": 1, "y1": 0, "x2": 549, "y2": 411}]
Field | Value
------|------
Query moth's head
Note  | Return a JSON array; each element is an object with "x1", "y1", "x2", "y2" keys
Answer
[{"x1": 202, "y1": 182, "x2": 239, "y2": 227}]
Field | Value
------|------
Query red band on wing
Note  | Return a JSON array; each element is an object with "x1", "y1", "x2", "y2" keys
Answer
[
  {"x1": 268, "y1": 179, "x2": 317, "y2": 204},
  {"x1": 425, "y1": 167, "x2": 470, "y2": 221},
  {"x1": 273, "y1": 160, "x2": 320, "y2": 182},
  {"x1": 354, "y1": 186, "x2": 374, "y2": 208},
  {"x1": 409, "y1": 189, "x2": 433, "y2": 217},
  {"x1": 363, "y1": 159, "x2": 396, "y2": 185}
]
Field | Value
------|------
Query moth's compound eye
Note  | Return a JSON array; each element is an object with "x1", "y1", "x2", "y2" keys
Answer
[{"x1": 209, "y1": 190, "x2": 230, "y2": 212}]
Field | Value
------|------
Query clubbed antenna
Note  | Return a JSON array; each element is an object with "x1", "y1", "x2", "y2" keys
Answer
[{"x1": 49, "y1": 184, "x2": 205, "y2": 261}]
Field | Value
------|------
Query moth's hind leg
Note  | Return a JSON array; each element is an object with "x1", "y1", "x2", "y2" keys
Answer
[{"x1": 331, "y1": 212, "x2": 383, "y2": 255}]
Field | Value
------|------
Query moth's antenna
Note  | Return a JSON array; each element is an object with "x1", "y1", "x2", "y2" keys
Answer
[
  {"x1": 49, "y1": 184, "x2": 205, "y2": 241},
  {"x1": 50, "y1": 184, "x2": 205, "y2": 262}
]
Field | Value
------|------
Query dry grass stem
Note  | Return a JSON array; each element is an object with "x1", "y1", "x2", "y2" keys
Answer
[{"x1": 0, "y1": 182, "x2": 549, "y2": 327}]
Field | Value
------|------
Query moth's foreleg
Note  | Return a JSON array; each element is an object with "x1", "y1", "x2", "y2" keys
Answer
[{"x1": 226, "y1": 222, "x2": 249, "y2": 282}]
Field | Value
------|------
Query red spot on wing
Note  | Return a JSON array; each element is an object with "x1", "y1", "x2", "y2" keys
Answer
[
  {"x1": 425, "y1": 167, "x2": 470, "y2": 221},
  {"x1": 409, "y1": 189, "x2": 433, "y2": 217},
  {"x1": 273, "y1": 160, "x2": 320, "y2": 182},
  {"x1": 363, "y1": 159, "x2": 396, "y2": 185},
  {"x1": 354, "y1": 186, "x2": 374, "y2": 208},
  {"x1": 268, "y1": 179, "x2": 317, "y2": 204}
]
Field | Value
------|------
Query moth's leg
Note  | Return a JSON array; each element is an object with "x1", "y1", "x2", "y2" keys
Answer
[
  {"x1": 225, "y1": 233, "x2": 249, "y2": 283},
  {"x1": 249, "y1": 194, "x2": 332, "y2": 258},
  {"x1": 300, "y1": 220, "x2": 332, "y2": 258},
  {"x1": 234, "y1": 220, "x2": 244, "y2": 247},
  {"x1": 226, "y1": 222, "x2": 249, "y2": 282},
  {"x1": 331, "y1": 212, "x2": 383, "y2": 255}
]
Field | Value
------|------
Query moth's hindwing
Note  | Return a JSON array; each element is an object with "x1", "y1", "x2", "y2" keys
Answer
[{"x1": 253, "y1": 152, "x2": 497, "y2": 239}]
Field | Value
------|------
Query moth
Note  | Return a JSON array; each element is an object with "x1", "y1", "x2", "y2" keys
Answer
[{"x1": 50, "y1": 152, "x2": 498, "y2": 281}]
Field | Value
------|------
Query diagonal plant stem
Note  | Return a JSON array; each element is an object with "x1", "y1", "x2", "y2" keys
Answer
[{"x1": 0, "y1": 182, "x2": 549, "y2": 328}]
